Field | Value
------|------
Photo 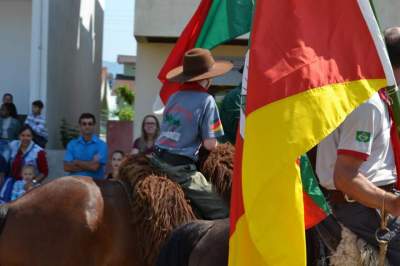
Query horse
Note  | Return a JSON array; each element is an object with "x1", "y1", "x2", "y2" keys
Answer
[
  {"x1": 156, "y1": 219, "x2": 229, "y2": 266},
  {"x1": 0, "y1": 143, "x2": 234, "y2": 266}
]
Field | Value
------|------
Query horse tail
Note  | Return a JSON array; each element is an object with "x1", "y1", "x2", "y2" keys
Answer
[
  {"x1": 0, "y1": 204, "x2": 9, "y2": 236},
  {"x1": 156, "y1": 220, "x2": 213, "y2": 266},
  {"x1": 197, "y1": 143, "x2": 235, "y2": 204}
]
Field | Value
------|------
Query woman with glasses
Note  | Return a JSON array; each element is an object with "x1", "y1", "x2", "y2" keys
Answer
[{"x1": 131, "y1": 114, "x2": 160, "y2": 156}]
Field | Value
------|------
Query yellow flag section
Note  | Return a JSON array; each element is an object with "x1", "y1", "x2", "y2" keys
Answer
[{"x1": 229, "y1": 0, "x2": 395, "y2": 265}]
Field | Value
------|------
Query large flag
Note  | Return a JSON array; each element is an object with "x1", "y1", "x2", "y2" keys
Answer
[
  {"x1": 229, "y1": 1, "x2": 396, "y2": 265},
  {"x1": 154, "y1": 0, "x2": 254, "y2": 112}
]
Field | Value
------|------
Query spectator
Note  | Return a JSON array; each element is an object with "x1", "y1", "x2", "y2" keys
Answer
[
  {"x1": 25, "y1": 100, "x2": 48, "y2": 148},
  {"x1": 10, "y1": 164, "x2": 35, "y2": 201},
  {"x1": 106, "y1": 150, "x2": 125, "y2": 179},
  {"x1": 64, "y1": 113, "x2": 108, "y2": 179},
  {"x1": 2, "y1": 93, "x2": 17, "y2": 116},
  {"x1": 0, "y1": 154, "x2": 12, "y2": 203},
  {"x1": 131, "y1": 114, "x2": 160, "y2": 155},
  {"x1": 0, "y1": 103, "x2": 21, "y2": 160},
  {"x1": 2, "y1": 93, "x2": 13, "y2": 104},
  {"x1": 9, "y1": 125, "x2": 48, "y2": 182}
]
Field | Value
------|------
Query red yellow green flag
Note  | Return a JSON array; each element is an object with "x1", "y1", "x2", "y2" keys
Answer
[
  {"x1": 155, "y1": 0, "x2": 253, "y2": 110},
  {"x1": 229, "y1": 1, "x2": 395, "y2": 265},
  {"x1": 299, "y1": 155, "x2": 331, "y2": 228}
]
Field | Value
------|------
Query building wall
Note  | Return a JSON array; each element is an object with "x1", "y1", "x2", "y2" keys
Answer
[
  {"x1": 0, "y1": 1, "x2": 32, "y2": 115},
  {"x1": 46, "y1": 0, "x2": 104, "y2": 148},
  {"x1": 373, "y1": 0, "x2": 400, "y2": 29},
  {"x1": 135, "y1": 0, "x2": 198, "y2": 38},
  {"x1": 134, "y1": 42, "x2": 247, "y2": 137}
]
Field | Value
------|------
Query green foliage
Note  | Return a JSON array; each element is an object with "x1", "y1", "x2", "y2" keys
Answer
[
  {"x1": 114, "y1": 85, "x2": 135, "y2": 121},
  {"x1": 115, "y1": 106, "x2": 134, "y2": 121},
  {"x1": 60, "y1": 118, "x2": 80, "y2": 148},
  {"x1": 116, "y1": 86, "x2": 135, "y2": 105}
]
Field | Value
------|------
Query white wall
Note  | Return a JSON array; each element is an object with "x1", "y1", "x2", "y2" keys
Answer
[
  {"x1": 46, "y1": 0, "x2": 104, "y2": 148},
  {"x1": 135, "y1": 0, "x2": 198, "y2": 38},
  {"x1": 0, "y1": 1, "x2": 32, "y2": 115},
  {"x1": 373, "y1": 0, "x2": 400, "y2": 29}
]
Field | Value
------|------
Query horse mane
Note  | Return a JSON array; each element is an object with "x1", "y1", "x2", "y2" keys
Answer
[
  {"x1": 197, "y1": 143, "x2": 235, "y2": 204},
  {"x1": 117, "y1": 148, "x2": 234, "y2": 265},
  {"x1": 118, "y1": 154, "x2": 163, "y2": 187},
  {"x1": 118, "y1": 155, "x2": 196, "y2": 266}
]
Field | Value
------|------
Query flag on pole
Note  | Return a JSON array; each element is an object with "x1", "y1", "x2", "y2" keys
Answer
[
  {"x1": 154, "y1": 0, "x2": 254, "y2": 112},
  {"x1": 300, "y1": 155, "x2": 330, "y2": 229},
  {"x1": 229, "y1": 0, "x2": 395, "y2": 265}
]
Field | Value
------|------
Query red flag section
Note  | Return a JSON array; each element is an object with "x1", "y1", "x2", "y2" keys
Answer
[{"x1": 157, "y1": 0, "x2": 213, "y2": 104}]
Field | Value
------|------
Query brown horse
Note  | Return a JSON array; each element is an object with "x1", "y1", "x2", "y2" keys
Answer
[
  {"x1": 156, "y1": 219, "x2": 230, "y2": 266},
  {"x1": 0, "y1": 144, "x2": 234, "y2": 266},
  {"x1": 0, "y1": 176, "x2": 140, "y2": 266}
]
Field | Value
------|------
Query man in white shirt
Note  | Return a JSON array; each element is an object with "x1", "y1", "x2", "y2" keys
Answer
[{"x1": 316, "y1": 27, "x2": 400, "y2": 264}]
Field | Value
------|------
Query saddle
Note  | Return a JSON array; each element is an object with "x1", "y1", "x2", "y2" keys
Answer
[{"x1": 316, "y1": 215, "x2": 391, "y2": 266}]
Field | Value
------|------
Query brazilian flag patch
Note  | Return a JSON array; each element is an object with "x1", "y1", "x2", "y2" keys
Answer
[{"x1": 356, "y1": 131, "x2": 371, "y2": 143}]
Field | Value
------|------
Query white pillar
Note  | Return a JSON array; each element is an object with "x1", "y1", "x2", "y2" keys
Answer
[{"x1": 29, "y1": 0, "x2": 48, "y2": 114}]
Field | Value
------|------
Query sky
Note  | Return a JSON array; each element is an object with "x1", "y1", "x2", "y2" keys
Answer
[{"x1": 102, "y1": 0, "x2": 137, "y2": 62}]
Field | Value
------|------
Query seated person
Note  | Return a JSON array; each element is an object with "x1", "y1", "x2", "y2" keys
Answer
[
  {"x1": 131, "y1": 115, "x2": 160, "y2": 156},
  {"x1": 9, "y1": 125, "x2": 48, "y2": 182},
  {"x1": 150, "y1": 48, "x2": 231, "y2": 220},
  {"x1": 0, "y1": 154, "x2": 12, "y2": 203},
  {"x1": 25, "y1": 100, "x2": 48, "y2": 148},
  {"x1": 11, "y1": 165, "x2": 35, "y2": 201},
  {"x1": 0, "y1": 103, "x2": 21, "y2": 160}
]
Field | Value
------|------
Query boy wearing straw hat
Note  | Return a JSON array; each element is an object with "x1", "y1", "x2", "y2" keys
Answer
[{"x1": 151, "y1": 48, "x2": 232, "y2": 220}]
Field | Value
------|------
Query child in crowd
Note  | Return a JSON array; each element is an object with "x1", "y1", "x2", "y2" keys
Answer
[
  {"x1": 25, "y1": 100, "x2": 48, "y2": 148},
  {"x1": 107, "y1": 150, "x2": 125, "y2": 179},
  {"x1": 11, "y1": 165, "x2": 35, "y2": 201}
]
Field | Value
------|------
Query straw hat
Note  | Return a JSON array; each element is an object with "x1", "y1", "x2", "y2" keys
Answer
[{"x1": 166, "y1": 48, "x2": 233, "y2": 83}]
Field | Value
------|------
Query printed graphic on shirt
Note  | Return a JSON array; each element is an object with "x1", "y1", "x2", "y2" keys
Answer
[
  {"x1": 165, "y1": 114, "x2": 181, "y2": 128},
  {"x1": 211, "y1": 119, "x2": 223, "y2": 133},
  {"x1": 356, "y1": 131, "x2": 371, "y2": 143},
  {"x1": 159, "y1": 131, "x2": 181, "y2": 142}
]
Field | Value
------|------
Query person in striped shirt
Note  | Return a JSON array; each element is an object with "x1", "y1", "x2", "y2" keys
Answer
[{"x1": 25, "y1": 100, "x2": 48, "y2": 148}]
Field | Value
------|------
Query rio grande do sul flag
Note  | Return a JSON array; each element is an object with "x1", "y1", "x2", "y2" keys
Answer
[
  {"x1": 229, "y1": 0, "x2": 395, "y2": 265},
  {"x1": 154, "y1": 0, "x2": 253, "y2": 112}
]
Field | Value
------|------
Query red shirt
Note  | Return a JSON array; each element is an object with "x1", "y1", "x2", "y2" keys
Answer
[{"x1": 11, "y1": 150, "x2": 48, "y2": 180}]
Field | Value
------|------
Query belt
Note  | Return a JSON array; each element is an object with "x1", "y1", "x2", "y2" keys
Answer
[
  {"x1": 328, "y1": 183, "x2": 395, "y2": 204},
  {"x1": 153, "y1": 148, "x2": 195, "y2": 166}
]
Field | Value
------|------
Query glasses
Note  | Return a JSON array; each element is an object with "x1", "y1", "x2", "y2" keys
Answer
[{"x1": 81, "y1": 122, "x2": 94, "y2": 126}]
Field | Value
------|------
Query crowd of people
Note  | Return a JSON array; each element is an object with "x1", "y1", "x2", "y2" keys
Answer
[
  {"x1": 0, "y1": 94, "x2": 49, "y2": 203},
  {"x1": 0, "y1": 93, "x2": 163, "y2": 204}
]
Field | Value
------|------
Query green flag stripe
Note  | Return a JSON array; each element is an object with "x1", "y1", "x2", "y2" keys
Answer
[
  {"x1": 369, "y1": 0, "x2": 381, "y2": 28},
  {"x1": 195, "y1": 0, "x2": 254, "y2": 49},
  {"x1": 300, "y1": 155, "x2": 331, "y2": 215}
]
